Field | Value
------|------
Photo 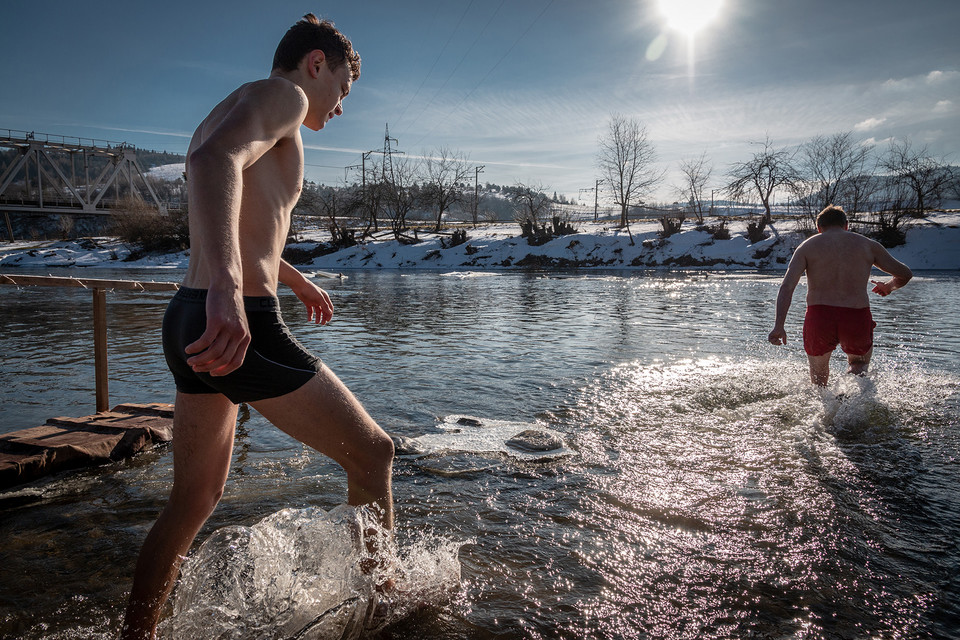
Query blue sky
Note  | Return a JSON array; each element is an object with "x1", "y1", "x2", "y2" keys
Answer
[{"x1": 1, "y1": 0, "x2": 957, "y2": 203}]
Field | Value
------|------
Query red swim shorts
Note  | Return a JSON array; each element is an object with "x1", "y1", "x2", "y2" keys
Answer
[{"x1": 803, "y1": 304, "x2": 876, "y2": 357}]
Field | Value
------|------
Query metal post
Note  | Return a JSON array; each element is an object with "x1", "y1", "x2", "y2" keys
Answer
[
  {"x1": 474, "y1": 165, "x2": 485, "y2": 226},
  {"x1": 4, "y1": 212, "x2": 13, "y2": 242},
  {"x1": 594, "y1": 179, "x2": 603, "y2": 222},
  {"x1": 93, "y1": 288, "x2": 109, "y2": 412}
]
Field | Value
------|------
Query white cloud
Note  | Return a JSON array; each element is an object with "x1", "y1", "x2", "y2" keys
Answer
[
  {"x1": 855, "y1": 117, "x2": 886, "y2": 131},
  {"x1": 933, "y1": 100, "x2": 953, "y2": 114}
]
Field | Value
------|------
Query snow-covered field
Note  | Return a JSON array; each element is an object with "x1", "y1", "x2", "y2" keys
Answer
[{"x1": 1, "y1": 212, "x2": 958, "y2": 272}]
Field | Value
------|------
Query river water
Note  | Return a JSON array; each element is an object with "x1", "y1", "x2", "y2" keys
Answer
[{"x1": 1, "y1": 268, "x2": 958, "y2": 639}]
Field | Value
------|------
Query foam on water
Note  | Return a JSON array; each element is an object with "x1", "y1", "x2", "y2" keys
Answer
[
  {"x1": 411, "y1": 415, "x2": 572, "y2": 461},
  {"x1": 162, "y1": 505, "x2": 464, "y2": 640}
]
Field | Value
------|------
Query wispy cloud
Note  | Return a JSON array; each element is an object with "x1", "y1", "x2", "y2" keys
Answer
[
  {"x1": 80, "y1": 124, "x2": 193, "y2": 139},
  {"x1": 302, "y1": 144, "x2": 368, "y2": 155},
  {"x1": 855, "y1": 117, "x2": 887, "y2": 131},
  {"x1": 933, "y1": 100, "x2": 954, "y2": 114}
]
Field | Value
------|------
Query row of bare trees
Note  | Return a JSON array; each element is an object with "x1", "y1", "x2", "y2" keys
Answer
[
  {"x1": 296, "y1": 148, "x2": 577, "y2": 246},
  {"x1": 296, "y1": 146, "x2": 483, "y2": 244},
  {"x1": 596, "y1": 114, "x2": 957, "y2": 245}
]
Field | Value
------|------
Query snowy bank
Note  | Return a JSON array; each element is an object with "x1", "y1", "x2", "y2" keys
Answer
[
  {"x1": 1, "y1": 213, "x2": 958, "y2": 272},
  {"x1": 296, "y1": 212, "x2": 960, "y2": 272}
]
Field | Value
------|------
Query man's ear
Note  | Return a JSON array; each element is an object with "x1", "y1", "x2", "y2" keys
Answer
[{"x1": 306, "y1": 50, "x2": 327, "y2": 78}]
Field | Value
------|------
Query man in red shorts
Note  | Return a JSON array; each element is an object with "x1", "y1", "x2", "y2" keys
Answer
[{"x1": 768, "y1": 205, "x2": 913, "y2": 386}]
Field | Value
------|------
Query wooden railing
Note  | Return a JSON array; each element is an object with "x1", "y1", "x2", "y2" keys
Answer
[{"x1": 0, "y1": 274, "x2": 179, "y2": 412}]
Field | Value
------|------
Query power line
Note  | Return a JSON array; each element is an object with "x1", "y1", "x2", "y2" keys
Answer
[
  {"x1": 409, "y1": 0, "x2": 555, "y2": 150},
  {"x1": 393, "y1": 0, "x2": 478, "y2": 131},
  {"x1": 397, "y1": 0, "x2": 507, "y2": 140}
]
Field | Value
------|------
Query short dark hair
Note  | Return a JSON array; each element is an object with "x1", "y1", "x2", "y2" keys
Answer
[
  {"x1": 816, "y1": 205, "x2": 847, "y2": 229},
  {"x1": 272, "y1": 14, "x2": 361, "y2": 81}
]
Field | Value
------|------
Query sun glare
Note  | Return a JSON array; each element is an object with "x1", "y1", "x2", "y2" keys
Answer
[{"x1": 658, "y1": 0, "x2": 724, "y2": 36}]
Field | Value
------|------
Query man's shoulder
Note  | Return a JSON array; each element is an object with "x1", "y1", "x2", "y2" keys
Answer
[
  {"x1": 223, "y1": 78, "x2": 308, "y2": 137},
  {"x1": 238, "y1": 78, "x2": 308, "y2": 110}
]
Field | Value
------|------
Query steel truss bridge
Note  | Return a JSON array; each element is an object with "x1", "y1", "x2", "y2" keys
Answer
[{"x1": 0, "y1": 128, "x2": 167, "y2": 215}]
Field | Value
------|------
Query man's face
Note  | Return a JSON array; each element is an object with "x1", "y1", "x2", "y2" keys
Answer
[{"x1": 308, "y1": 61, "x2": 352, "y2": 131}]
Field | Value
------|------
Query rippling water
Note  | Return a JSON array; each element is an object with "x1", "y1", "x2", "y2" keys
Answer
[{"x1": 1, "y1": 268, "x2": 958, "y2": 639}]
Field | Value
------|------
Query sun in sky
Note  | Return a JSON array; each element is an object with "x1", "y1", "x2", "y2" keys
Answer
[{"x1": 658, "y1": 0, "x2": 724, "y2": 36}]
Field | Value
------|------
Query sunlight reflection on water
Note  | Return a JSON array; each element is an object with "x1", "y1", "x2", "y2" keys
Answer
[{"x1": 1, "y1": 269, "x2": 959, "y2": 638}]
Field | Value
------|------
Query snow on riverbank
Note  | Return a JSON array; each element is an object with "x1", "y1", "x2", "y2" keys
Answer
[{"x1": 1, "y1": 213, "x2": 958, "y2": 272}]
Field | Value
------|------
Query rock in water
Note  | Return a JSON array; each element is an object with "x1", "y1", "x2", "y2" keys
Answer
[
  {"x1": 505, "y1": 429, "x2": 564, "y2": 453},
  {"x1": 391, "y1": 434, "x2": 426, "y2": 456}
]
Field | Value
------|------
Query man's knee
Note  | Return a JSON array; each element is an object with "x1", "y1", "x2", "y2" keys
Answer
[
  {"x1": 367, "y1": 431, "x2": 395, "y2": 468},
  {"x1": 169, "y1": 481, "x2": 225, "y2": 522},
  {"x1": 345, "y1": 430, "x2": 394, "y2": 477}
]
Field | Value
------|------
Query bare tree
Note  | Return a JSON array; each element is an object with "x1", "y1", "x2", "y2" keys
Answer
[
  {"x1": 792, "y1": 132, "x2": 874, "y2": 222},
  {"x1": 879, "y1": 138, "x2": 952, "y2": 214},
  {"x1": 381, "y1": 155, "x2": 423, "y2": 241},
  {"x1": 725, "y1": 136, "x2": 797, "y2": 224},
  {"x1": 597, "y1": 114, "x2": 664, "y2": 229},
  {"x1": 421, "y1": 147, "x2": 471, "y2": 232},
  {"x1": 677, "y1": 151, "x2": 713, "y2": 225},
  {"x1": 511, "y1": 181, "x2": 552, "y2": 228}
]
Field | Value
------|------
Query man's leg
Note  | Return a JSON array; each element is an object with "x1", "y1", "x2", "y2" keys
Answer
[
  {"x1": 807, "y1": 353, "x2": 832, "y2": 386},
  {"x1": 847, "y1": 347, "x2": 872, "y2": 376},
  {"x1": 121, "y1": 392, "x2": 239, "y2": 640},
  {"x1": 250, "y1": 364, "x2": 395, "y2": 528}
]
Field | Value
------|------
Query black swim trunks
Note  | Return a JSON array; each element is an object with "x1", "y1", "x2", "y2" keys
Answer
[{"x1": 162, "y1": 287, "x2": 322, "y2": 404}]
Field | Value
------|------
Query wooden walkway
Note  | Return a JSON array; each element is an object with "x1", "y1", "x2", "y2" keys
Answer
[{"x1": 0, "y1": 403, "x2": 173, "y2": 490}]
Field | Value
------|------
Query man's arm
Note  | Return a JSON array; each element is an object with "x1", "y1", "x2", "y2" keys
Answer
[
  {"x1": 869, "y1": 241, "x2": 912, "y2": 297},
  {"x1": 279, "y1": 259, "x2": 334, "y2": 325},
  {"x1": 768, "y1": 249, "x2": 807, "y2": 345},
  {"x1": 185, "y1": 80, "x2": 310, "y2": 376}
]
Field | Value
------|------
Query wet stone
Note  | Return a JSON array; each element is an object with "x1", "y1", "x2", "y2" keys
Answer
[
  {"x1": 505, "y1": 429, "x2": 564, "y2": 453},
  {"x1": 390, "y1": 434, "x2": 427, "y2": 456}
]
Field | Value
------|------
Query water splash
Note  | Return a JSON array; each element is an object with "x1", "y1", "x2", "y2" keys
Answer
[{"x1": 162, "y1": 505, "x2": 464, "y2": 639}]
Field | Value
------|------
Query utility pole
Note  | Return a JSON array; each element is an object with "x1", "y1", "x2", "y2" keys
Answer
[
  {"x1": 593, "y1": 178, "x2": 603, "y2": 222},
  {"x1": 346, "y1": 150, "x2": 376, "y2": 231},
  {"x1": 579, "y1": 179, "x2": 604, "y2": 222},
  {"x1": 382, "y1": 123, "x2": 399, "y2": 183},
  {"x1": 473, "y1": 164, "x2": 485, "y2": 227}
]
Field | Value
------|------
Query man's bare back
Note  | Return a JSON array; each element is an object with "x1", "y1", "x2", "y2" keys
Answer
[
  {"x1": 792, "y1": 228, "x2": 896, "y2": 308},
  {"x1": 768, "y1": 205, "x2": 912, "y2": 385}
]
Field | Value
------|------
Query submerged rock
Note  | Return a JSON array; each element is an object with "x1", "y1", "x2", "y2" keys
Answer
[
  {"x1": 505, "y1": 429, "x2": 565, "y2": 453},
  {"x1": 456, "y1": 417, "x2": 483, "y2": 427},
  {"x1": 390, "y1": 434, "x2": 427, "y2": 456}
]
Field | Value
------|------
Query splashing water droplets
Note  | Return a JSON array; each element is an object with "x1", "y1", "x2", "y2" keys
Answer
[{"x1": 163, "y1": 506, "x2": 464, "y2": 639}]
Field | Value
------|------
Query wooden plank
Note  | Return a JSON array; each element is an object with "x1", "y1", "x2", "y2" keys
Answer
[
  {"x1": 0, "y1": 273, "x2": 179, "y2": 291},
  {"x1": 0, "y1": 402, "x2": 174, "y2": 490}
]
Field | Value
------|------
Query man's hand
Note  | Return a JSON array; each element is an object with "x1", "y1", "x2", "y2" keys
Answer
[
  {"x1": 185, "y1": 287, "x2": 251, "y2": 376},
  {"x1": 768, "y1": 327, "x2": 787, "y2": 345},
  {"x1": 293, "y1": 279, "x2": 334, "y2": 325},
  {"x1": 871, "y1": 279, "x2": 894, "y2": 296}
]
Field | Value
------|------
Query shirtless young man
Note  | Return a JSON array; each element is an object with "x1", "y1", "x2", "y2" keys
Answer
[
  {"x1": 768, "y1": 205, "x2": 913, "y2": 386},
  {"x1": 120, "y1": 15, "x2": 395, "y2": 639}
]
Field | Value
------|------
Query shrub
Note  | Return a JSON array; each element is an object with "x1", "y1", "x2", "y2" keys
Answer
[
  {"x1": 111, "y1": 197, "x2": 189, "y2": 254},
  {"x1": 745, "y1": 216, "x2": 769, "y2": 243},
  {"x1": 707, "y1": 220, "x2": 730, "y2": 240},
  {"x1": 520, "y1": 215, "x2": 578, "y2": 246},
  {"x1": 659, "y1": 215, "x2": 682, "y2": 238},
  {"x1": 442, "y1": 228, "x2": 468, "y2": 248}
]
